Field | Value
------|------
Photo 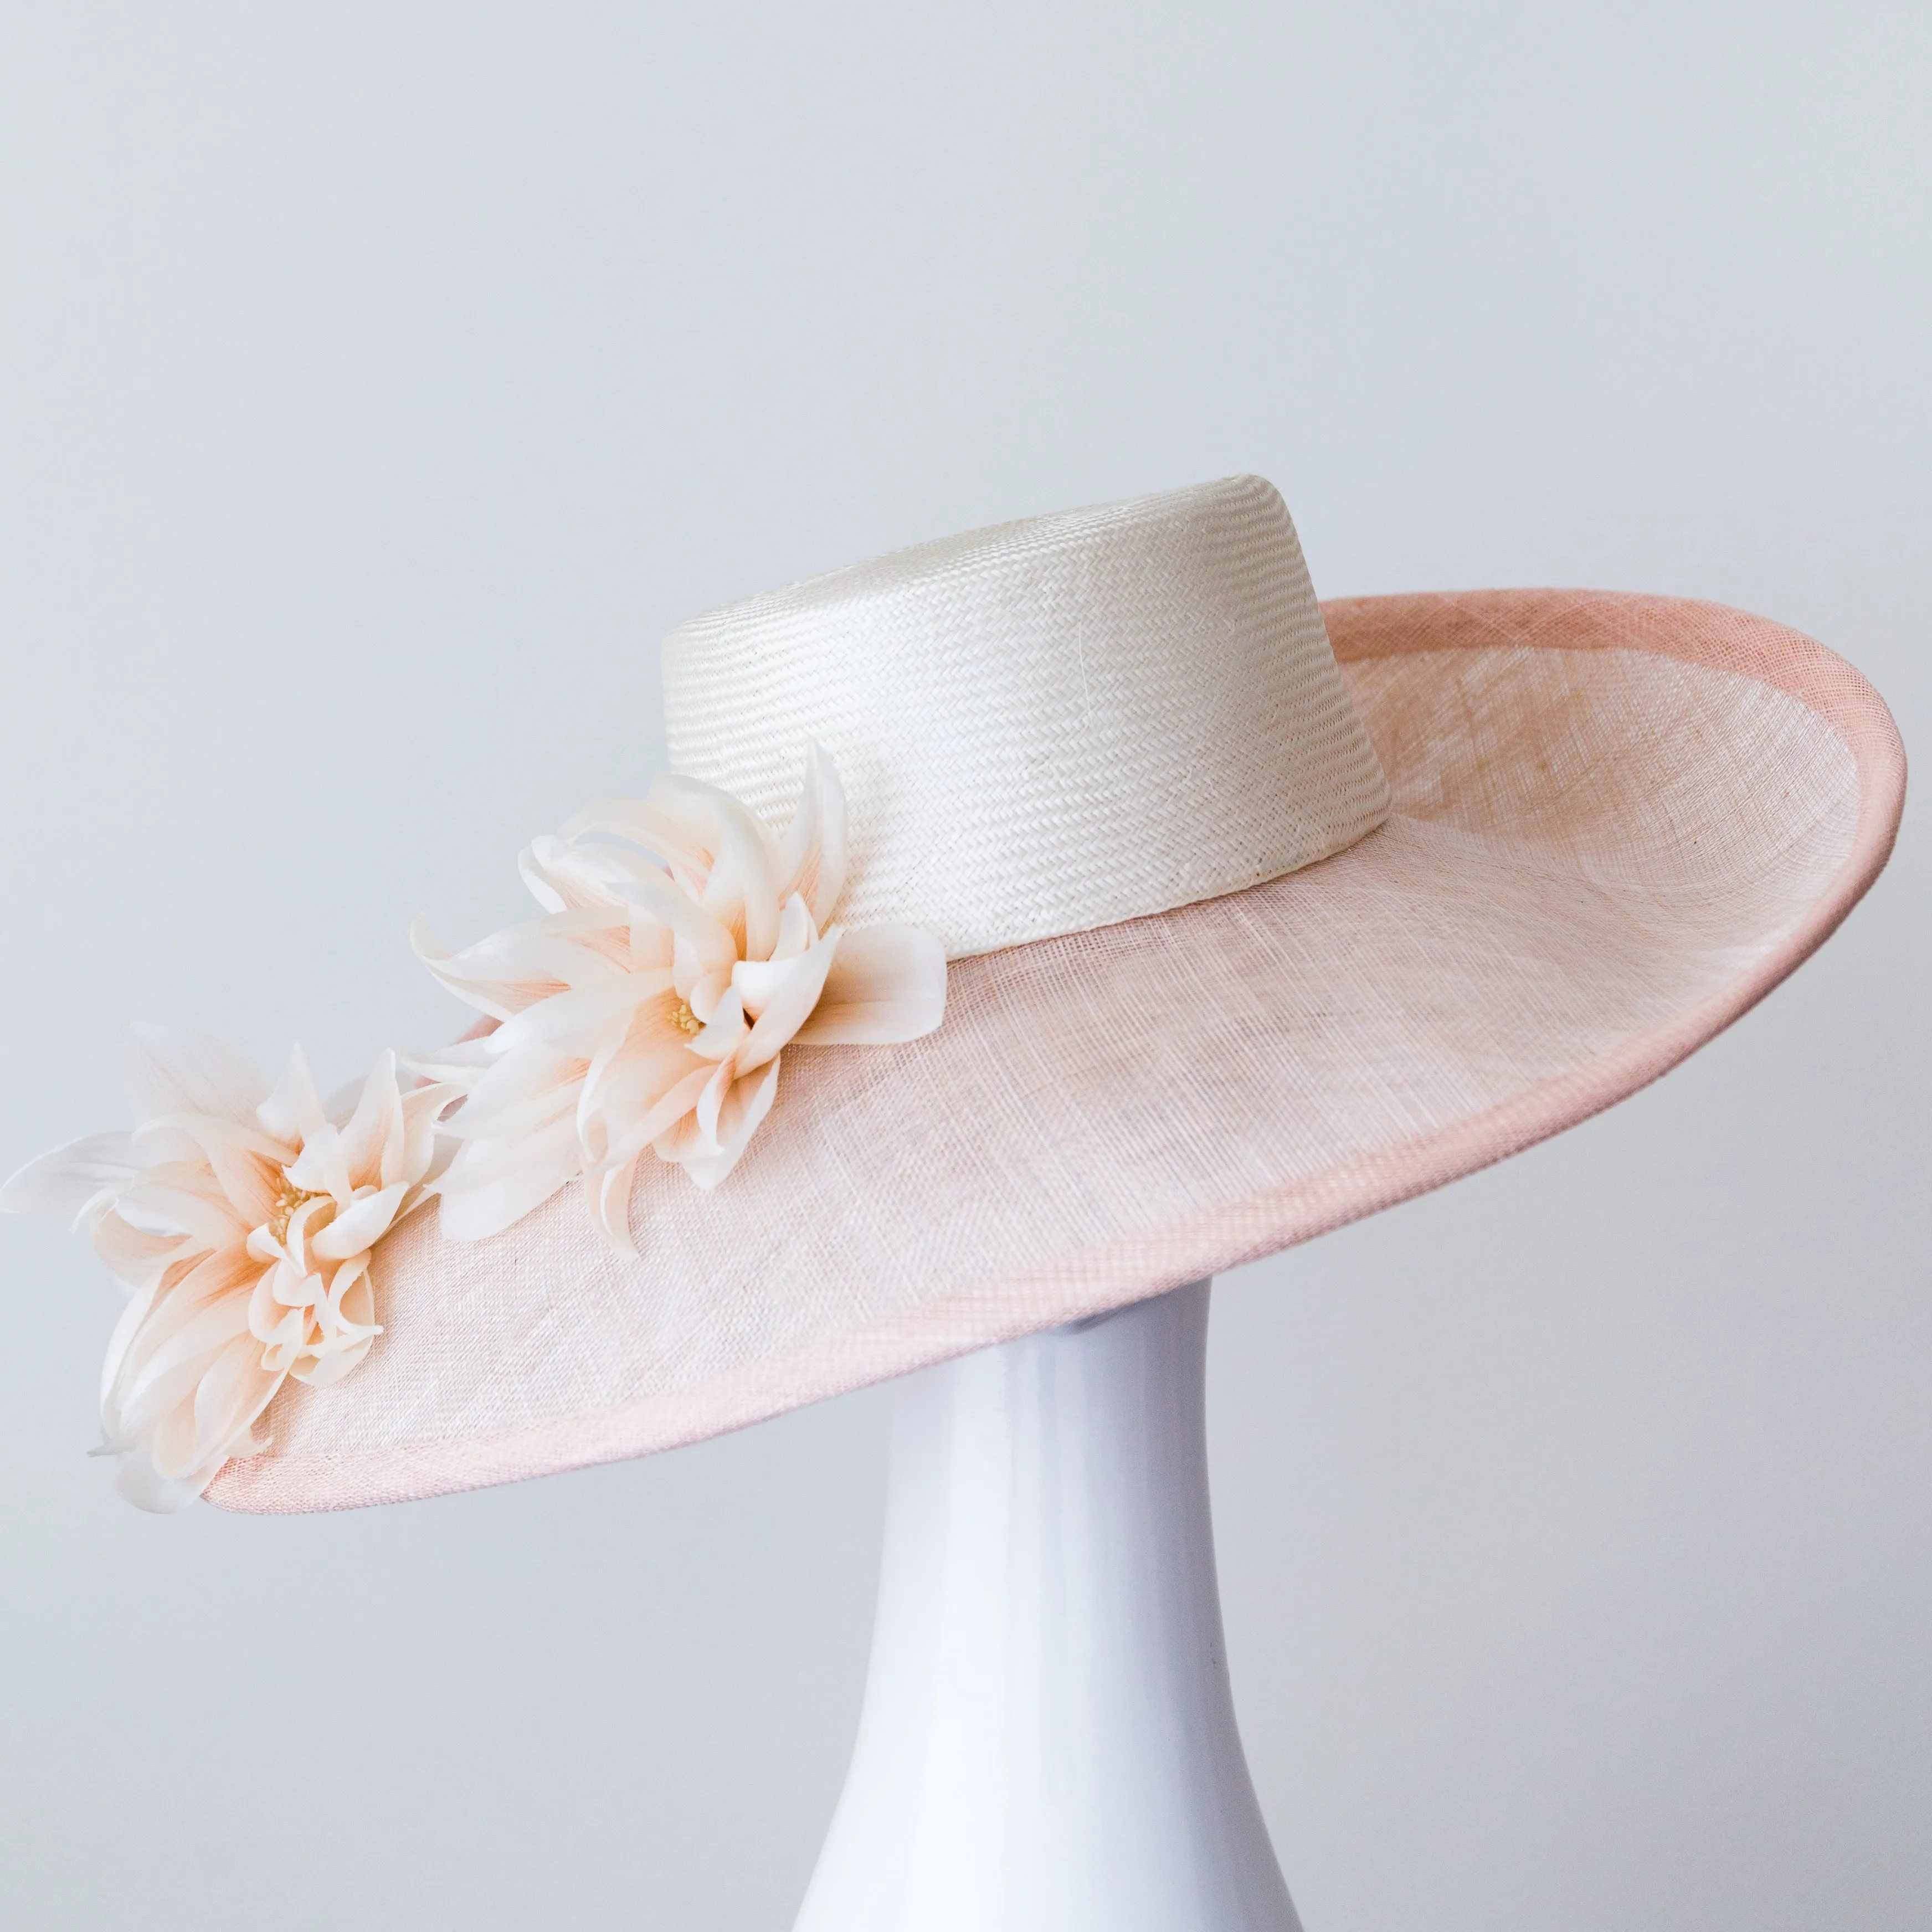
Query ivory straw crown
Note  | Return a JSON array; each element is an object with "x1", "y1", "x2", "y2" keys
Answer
[{"x1": 661, "y1": 474, "x2": 1393, "y2": 958}]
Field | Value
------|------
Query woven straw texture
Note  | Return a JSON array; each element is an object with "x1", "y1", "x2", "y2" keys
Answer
[
  {"x1": 209, "y1": 589, "x2": 1903, "y2": 1514},
  {"x1": 663, "y1": 476, "x2": 1391, "y2": 957}
]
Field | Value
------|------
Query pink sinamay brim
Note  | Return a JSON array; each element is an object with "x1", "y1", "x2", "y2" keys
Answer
[{"x1": 209, "y1": 589, "x2": 1907, "y2": 1514}]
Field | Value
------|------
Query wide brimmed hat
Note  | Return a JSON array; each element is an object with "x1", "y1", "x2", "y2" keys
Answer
[{"x1": 178, "y1": 476, "x2": 1897, "y2": 1511}]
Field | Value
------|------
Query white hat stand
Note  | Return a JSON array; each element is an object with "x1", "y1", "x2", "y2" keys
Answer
[{"x1": 793, "y1": 1281, "x2": 1301, "y2": 1931}]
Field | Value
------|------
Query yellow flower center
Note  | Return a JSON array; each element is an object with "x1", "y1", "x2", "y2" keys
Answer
[
  {"x1": 671, "y1": 999, "x2": 703, "y2": 1037},
  {"x1": 268, "y1": 1176, "x2": 326, "y2": 1245}
]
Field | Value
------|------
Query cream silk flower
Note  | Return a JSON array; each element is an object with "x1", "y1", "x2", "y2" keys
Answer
[
  {"x1": 410, "y1": 746, "x2": 947, "y2": 1253},
  {"x1": 0, "y1": 1029, "x2": 453, "y2": 1511}
]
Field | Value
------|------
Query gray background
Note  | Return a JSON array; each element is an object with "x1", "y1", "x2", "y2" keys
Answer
[{"x1": 1, "y1": 5, "x2": 1925, "y2": 1928}]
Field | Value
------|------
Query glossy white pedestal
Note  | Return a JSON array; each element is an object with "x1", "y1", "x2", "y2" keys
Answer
[{"x1": 794, "y1": 1280, "x2": 1301, "y2": 1931}]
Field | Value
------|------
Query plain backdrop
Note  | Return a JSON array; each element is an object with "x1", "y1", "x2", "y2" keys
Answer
[{"x1": 1, "y1": 6, "x2": 1925, "y2": 1929}]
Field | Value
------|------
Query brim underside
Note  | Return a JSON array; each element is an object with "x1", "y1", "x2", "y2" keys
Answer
[{"x1": 210, "y1": 589, "x2": 1905, "y2": 1513}]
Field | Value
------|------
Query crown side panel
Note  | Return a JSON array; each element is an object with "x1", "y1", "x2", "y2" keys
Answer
[{"x1": 662, "y1": 476, "x2": 1391, "y2": 955}]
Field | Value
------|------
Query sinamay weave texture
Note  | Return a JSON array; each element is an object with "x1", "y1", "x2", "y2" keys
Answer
[{"x1": 210, "y1": 584, "x2": 1903, "y2": 1513}]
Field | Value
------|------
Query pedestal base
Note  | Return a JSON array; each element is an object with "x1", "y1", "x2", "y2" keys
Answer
[{"x1": 795, "y1": 1281, "x2": 1299, "y2": 1931}]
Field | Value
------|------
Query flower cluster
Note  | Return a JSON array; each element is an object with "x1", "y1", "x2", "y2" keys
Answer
[{"x1": 0, "y1": 748, "x2": 946, "y2": 1507}]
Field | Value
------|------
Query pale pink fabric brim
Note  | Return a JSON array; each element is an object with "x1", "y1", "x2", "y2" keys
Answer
[{"x1": 209, "y1": 590, "x2": 1907, "y2": 1514}]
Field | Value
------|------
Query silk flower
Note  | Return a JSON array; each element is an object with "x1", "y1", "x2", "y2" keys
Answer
[
  {"x1": 0, "y1": 1030, "x2": 454, "y2": 1510},
  {"x1": 411, "y1": 747, "x2": 947, "y2": 1255}
]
